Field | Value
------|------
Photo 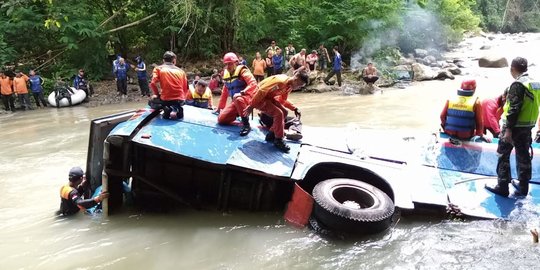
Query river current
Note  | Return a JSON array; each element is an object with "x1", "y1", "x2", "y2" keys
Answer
[{"x1": 2, "y1": 34, "x2": 540, "y2": 269}]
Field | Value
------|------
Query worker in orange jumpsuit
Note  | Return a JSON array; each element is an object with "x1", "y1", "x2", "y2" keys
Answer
[
  {"x1": 440, "y1": 79, "x2": 487, "y2": 141},
  {"x1": 244, "y1": 69, "x2": 308, "y2": 152},
  {"x1": 216, "y1": 52, "x2": 258, "y2": 136},
  {"x1": 150, "y1": 51, "x2": 189, "y2": 119},
  {"x1": 1, "y1": 71, "x2": 16, "y2": 112},
  {"x1": 13, "y1": 71, "x2": 33, "y2": 110}
]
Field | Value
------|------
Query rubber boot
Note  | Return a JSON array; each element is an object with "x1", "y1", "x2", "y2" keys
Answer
[
  {"x1": 240, "y1": 117, "x2": 251, "y2": 136},
  {"x1": 511, "y1": 179, "x2": 529, "y2": 197},
  {"x1": 485, "y1": 182, "x2": 510, "y2": 197},
  {"x1": 274, "y1": 138, "x2": 290, "y2": 153},
  {"x1": 265, "y1": 131, "x2": 275, "y2": 142}
]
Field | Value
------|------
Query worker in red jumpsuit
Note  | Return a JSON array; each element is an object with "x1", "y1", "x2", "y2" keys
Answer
[
  {"x1": 244, "y1": 69, "x2": 308, "y2": 152},
  {"x1": 216, "y1": 52, "x2": 258, "y2": 136},
  {"x1": 481, "y1": 90, "x2": 506, "y2": 138}
]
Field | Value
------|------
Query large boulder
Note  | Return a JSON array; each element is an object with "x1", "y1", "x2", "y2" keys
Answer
[
  {"x1": 434, "y1": 70, "x2": 455, "y2": 80},
  {"x1": 414, "y1": 49, "x2": 428, "y2": 58},
  {"x1": 411, "y1": 63, "x2": 437, "y2": 81},
  {"x1": 423, "y1": 55, "x2": 437, "y2": 66},
  {"x1": 304, "y1": 82, "x2": 340, "y2": 93},
  {"x1": 478, "y1": 55, "x2": 508, "y2": 68}
]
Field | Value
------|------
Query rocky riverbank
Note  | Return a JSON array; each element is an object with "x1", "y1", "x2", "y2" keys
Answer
[{"x1": 83, "y1": 31, "x2": 539, "y2": 107}]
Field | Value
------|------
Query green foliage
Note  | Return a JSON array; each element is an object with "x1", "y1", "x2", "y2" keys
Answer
[
  {"x1": 475, "y1": 0, "x2": 540, "y2": 32},
  {"x1": 0, "y1": 0, "x2": 484, "y2": 77}
]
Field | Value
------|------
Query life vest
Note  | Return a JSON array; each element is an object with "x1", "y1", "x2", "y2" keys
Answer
[
  {"x1": 60, "y1": 185, "x2": 74, "y2": 200},
  {"x1": 502, "y1": 74, "x2": 540, "y2": 127},
  {"x1": 189, "y1": 85, "x2": 212, "y2": 108},
  {"x1": 59, "y1": 184, "x2": 79, "y2": 215},
  {"x1": 223, "y1": 65, "x2": 247, "y2": 98},
  {"x1": 445, "y1": 91, "x2": 477, "y2": 132}
]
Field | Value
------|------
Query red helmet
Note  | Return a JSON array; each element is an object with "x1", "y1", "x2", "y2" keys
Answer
[
  {"x1": 461, "y1": 79, "x2": 476, "y2": 91},
  {"x1": 223, "y1": 52, "x2": 239, "y2": 64}
]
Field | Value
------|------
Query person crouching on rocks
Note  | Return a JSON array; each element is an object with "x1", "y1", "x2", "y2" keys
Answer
[
  {"x1": 59, "y1": 167, "x2": 108, "y2": 216},
  {"x1": 149, "y1": 51, "x2": 189, "y2": 120},
  {"x1": 244, "y1": 68, "x2": 308, "y2": 153}
]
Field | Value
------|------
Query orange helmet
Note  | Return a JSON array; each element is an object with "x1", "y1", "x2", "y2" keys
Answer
[
  {"x1": 461, "y1": 79, "x2": 476, "y2": 91},
  {"x1": 223, "y1": 52, "x2": 239, "y2": 64}
]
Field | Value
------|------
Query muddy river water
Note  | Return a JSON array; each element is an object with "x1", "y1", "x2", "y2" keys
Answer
[{"x1": 2, "y1": 34, "x2": 540, "y2": 269}]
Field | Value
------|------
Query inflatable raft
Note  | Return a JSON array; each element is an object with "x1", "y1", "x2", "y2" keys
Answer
[{"x1": 48, "y1": 87, "x2": 86, "y2": 107}]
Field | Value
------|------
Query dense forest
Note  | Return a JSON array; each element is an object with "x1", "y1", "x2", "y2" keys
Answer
[{"x1": 0, "y1": 0, "x2": 538, "y2": 80}]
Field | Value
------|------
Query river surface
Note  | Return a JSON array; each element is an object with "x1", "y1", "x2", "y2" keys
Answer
[{"x1": 2, "y1": 34, "x2": 540, "y2": 269}]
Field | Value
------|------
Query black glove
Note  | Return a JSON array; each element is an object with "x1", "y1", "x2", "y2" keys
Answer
[
  {"x1": 294, "y1": 107, "x2": 301, "y2": 118},
  {"x1": 535, "y1": 131, "x2": 540, "y2": 143}
]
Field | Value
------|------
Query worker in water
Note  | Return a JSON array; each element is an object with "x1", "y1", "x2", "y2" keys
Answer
[
  {"x1": 244, "y1": 68, "x2": 309, "y2": 152},
  {"x1": 481, "y1": 89, "x2": 507, "y2": 138},
  {"x1": 186, "y1": 80, "x2": 213, "y2": 109},
  {"x1": 150, "y1": 51, "x2": 189, "y2": 120},
  {"x1": 59, "y1": 167, "x2": 108, "y2": 216},
  {"x1": 486, "y1": 57, "x2": 540, "y2": 197},
  {"x1": 440, "y1": 79, "x2": 486, "y2": 141},
  {"x1": 216, "y1": 52, "x2": 258, "y2": 136}
]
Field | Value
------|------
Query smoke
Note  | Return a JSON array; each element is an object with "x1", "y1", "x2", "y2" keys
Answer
[{"x1": 350, "y1": 4, "x2": 446, "y2": 70}]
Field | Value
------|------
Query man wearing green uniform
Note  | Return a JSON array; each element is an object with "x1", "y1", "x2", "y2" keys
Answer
[{"x1": 486, "y1": 57, "x2": 540, "y2": 197}]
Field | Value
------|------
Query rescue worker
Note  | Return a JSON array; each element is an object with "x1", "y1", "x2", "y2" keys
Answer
[
  {"x1": 481, "y1": 90, "x2": 506, "y2": 138},
  {"x1": 440, "y1": 79, "x2": 485, "y2": 141},
  {"x1": 28, "y1": 70, "x2": 47, "y2": 107},
  {"x1": 150, "y1": 51, "x2": 189, "y2": 120},
  {"x1": 13, "y1": 71, "x2": 33, "y2": 110},
  {"x1": 114, "y1": 57, "x2": 129, "y2": 96},
  {"x1": 1, "y1": 71, "x2": 16, "y2": 112},
  {"x1": 186, "y1": 80, "x2": 213, "y2": 109},
  {"x1": 59, "y1": 167, "x2": 108, "y2": 216},
  {"x1": 216, "y1": 52, "x2": 258, "y2": 136},
  {"x1": 134, "y1": 56, "x2": 150, "y2": 97},
  {"x1": 486, "y1": 57, "x2": 539, "y2": 197},
  {"x1": 244, "y1": 68, "x2": 309, "y2": 152},
  {"x1": 73, "y1": 69, "x2": 92, "y2": 98}
]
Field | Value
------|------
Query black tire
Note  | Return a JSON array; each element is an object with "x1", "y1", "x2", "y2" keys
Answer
[{"x1": 312, "y1": 178, "x2": 394, "y2": 234}]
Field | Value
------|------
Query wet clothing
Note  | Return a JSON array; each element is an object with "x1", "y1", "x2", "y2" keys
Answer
[
  {"x1": 481, "y1": 96, "x2": 504, "y2": 137},
  {"x1": 2, "y1": 94, "x2": 15, "y2": 112},
  {"x1": 59, "y1": 184, "x2": 99, "y2": 216},
  {"x1": 495, "y1": 74, "x2": 540, "y2": 193},
  {"x1": 440, "y1": 91, "x2": 484, "y2": 140},
  {"x1": 32, "y1": 92, "x2": 47, "y2": 107},
  {"x1": 217, "y1": 66, "x2": 257, "y2": 125},
  {"x1": 251, "y1": 75, "x2": 295, "y2": 139},
  {"x1": 150, "y1": 62, "x2": 188, "y2": 101},
  {"x1": 1, "y1": 77, "x2": 15, "y2": 111},
  {"x1": 186, "y1": 85, "x2": 213, "y2": 109}
]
